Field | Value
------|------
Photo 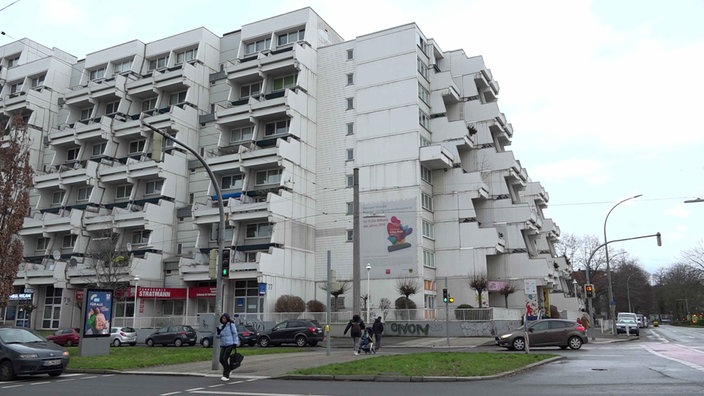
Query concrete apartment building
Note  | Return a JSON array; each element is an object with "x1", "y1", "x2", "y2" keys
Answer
[{"x1": 1, "y1": 7, "x2": 575, "y2": 331}]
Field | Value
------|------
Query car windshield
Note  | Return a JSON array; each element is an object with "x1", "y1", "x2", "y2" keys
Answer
[
  {"x1": 0, "y1": 328, "x2": 46, "y2": 343},
  {"x1": 618, "y1": 319, "x2": 637, "y2": 325}
]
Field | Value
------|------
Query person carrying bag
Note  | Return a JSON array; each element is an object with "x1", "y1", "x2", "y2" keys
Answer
[{"x1": 216, "y1": 313, "x2": 241, "y2": 381}]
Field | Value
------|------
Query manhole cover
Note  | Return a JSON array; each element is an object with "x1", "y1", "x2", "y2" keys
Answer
[{"x1": 591, "y1": 368, "x2": 607, "y2": 371}]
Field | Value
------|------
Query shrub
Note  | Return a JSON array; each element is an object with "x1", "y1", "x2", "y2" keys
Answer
[
  {"x1": 275, "y1": 295, "x2": 305, "y2": 313},
  {"x1": 454, "y1": 304, "x2": 474, "y2": 320},
  {"x1": 306, "y1": 299, "x2": 325, "y2": 312},
  {"x1": 394, "y1": 296, "x2": 417, "y2": 320}
]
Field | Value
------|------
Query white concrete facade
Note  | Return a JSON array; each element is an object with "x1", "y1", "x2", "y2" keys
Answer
[{"x1": 2, "y1": 7, "x2": 573, "y2": 330}]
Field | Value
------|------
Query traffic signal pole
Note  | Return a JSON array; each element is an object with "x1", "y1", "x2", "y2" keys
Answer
[{"x1": 444, "y1": 277, "x2": 449, "y2": 347}]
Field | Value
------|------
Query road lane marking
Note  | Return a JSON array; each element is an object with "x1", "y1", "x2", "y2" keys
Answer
[
  {"x1": 643, "y1": 345, "x2": 704, "y2": 373},
  {"x1": 188, "y1": 391, "x2": 333, "y2": 396}
]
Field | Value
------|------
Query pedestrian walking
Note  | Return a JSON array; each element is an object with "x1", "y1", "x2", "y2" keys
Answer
[
  {"x1": 216, "y1": 313, "x2": 240, "y2": 381},
  {"x1": 343, "y1": 313, "x2": 365, "y2": 355},
  {"x1": 581, "y1": 312, "x2": 591, "y2": 329},
  {"x1": 372, "y1": 316, "x2": 384, "y2": 351}
]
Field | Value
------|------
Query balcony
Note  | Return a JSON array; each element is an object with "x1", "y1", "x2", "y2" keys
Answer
[{"x1": 419, "y1": 144, "x2": 455, "y2": 169}]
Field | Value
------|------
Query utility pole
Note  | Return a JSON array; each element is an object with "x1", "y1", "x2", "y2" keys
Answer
[{"x1": 353, "y1": 168, "x2": 360, "y2": 315}]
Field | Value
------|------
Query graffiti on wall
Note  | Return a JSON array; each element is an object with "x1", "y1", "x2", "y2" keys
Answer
[{"x1": 389, "y1": 322, "x2": 430, "y2": 336}]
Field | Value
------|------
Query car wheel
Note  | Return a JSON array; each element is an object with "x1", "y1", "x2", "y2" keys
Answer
[
  {"x1": 295, "y1": 335, "x2": 307, "y2": 347},
  {"x1": 259, "y1": 337, "x2": 271, "y2": 347},
  {"x1": 512, "y1": 337, "x2": 526, "y2": 351},
  {"x1": 48, "y1": 371, "x2": 63, "y2": 377},
  {"x1": 0, "y1": 360, "x2": 16, "y2": 381},
  {"x1": 112, "y1": 339, "x2": 122, "y2": 347},
  {"x1": 174, "y1": 339, "x2": 183, "y2": 347},
  {"x1": 146, "y1": 338, "x2": 154, "y2": 347},
  {"x1": 568, "y1": 336, "x2": 583, "y2": 350},
  {"x1": 201, "y1": 338, "x2": 211, "y2": 348},
  {"x1": 65, "y1": 340, "x2": 73, "y2": 347}
]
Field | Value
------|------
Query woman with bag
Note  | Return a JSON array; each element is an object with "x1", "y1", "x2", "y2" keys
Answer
[{"x1": 216, "y1": 313, "x2": 240, "y2": 381}]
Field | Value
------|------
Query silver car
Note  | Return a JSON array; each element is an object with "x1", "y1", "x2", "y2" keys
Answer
[{"x1": 110, "y1": 326, "x2": 137, "y2": 347}]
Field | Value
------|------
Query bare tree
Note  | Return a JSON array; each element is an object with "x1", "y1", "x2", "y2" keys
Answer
[
  {"x1": 0, "y1": 115, "x2": 34, "y2": 310},
  {"x1": 84, "y1": 231, "x2": 131, "y2": 294},
  {"x1": 395, "y1": 278, "x2": 418, "y2": 300},
  {"x1": 499, "y1": 283, "x2": 516, "y2": 308},
  {"x1": 319, "y1": 280, "x2": 351, "y2": 311},
  {"x1": 680, "y1": 240, "x2": 704, "y2": 274},
  {"x1": 468, "y1": 274, "x2": 489, "y2": 307}
]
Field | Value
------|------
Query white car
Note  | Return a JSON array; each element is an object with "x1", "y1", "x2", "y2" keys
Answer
[
  {"x1": 110, "y1": 326, "x2": 137, "y2": 347},
  {"x1": 636, "y1": 314, "x2": 648, "y2": 328}
]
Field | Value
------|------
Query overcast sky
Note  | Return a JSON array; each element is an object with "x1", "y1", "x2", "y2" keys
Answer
[{"x1": 2, "y1": 0, "x2": 703, "y2": 275}]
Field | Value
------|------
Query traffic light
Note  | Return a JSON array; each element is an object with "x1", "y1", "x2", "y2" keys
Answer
[
  {"x1": 221, "y1": 249, "x2": 231, "y2": 278},
  {"x1": 448, "y1": 296, "x2": 455, "y2": 303},
  {"x1": 584, "y1": 284, "x2": 594, "y2": 298},
  {"x1": 442, "y1": 288, "x2": 448, "y2": 303}
]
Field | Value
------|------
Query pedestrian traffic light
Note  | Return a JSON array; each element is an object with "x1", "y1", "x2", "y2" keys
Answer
[
  {"x1": 442, "y1": 288, "x2": 448, "y2": 303},
  {"x1": 584, "y1": 284, "x2": 594, "y2": 298},
  {"x1": 221, "y1": 249, "x2": 230, "y2": 278}
]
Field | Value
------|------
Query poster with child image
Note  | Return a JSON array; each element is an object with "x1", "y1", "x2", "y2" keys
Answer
[{"x1": 83, "y1": 289, "x2": 113, "y2": 337}]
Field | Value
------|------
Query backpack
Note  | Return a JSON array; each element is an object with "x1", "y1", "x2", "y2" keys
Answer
[{"x1": 351, "y1": 321, "x2": 361, "y2": 334}]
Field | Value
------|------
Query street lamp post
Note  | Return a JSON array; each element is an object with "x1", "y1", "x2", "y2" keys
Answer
[
  {"x1": 626, "y1": 273, "x2": 636, "y2": 313},
  {"x1": 604, "y1": 194, "x2": 642, "y2": 334},
  {"x1": 572, "y1": 279, "x2": 580, "y2": 310},
  {"x1": 365, "y1": 263, "x2": 371, "y2": 324},
  {"x1": 133, "y1": 276, "x2": 139, "y2": 328}
]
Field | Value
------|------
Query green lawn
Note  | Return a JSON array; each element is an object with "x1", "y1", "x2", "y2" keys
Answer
[
  {"x1": 66, "y1": 346, "x2": 311, "y2": 370},
  {"x1": 292, "y1": 352, "x2": 556, "y2": 377}
]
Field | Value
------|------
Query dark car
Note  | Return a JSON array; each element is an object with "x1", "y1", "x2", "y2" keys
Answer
[
  {"x1": 46, "y1": 328, "x2": 80, "y2": 347},
  {"x1": 496, "y1": 319, "x2": 587, "y2": 351},
  {"x1": 0, "y1": 327, "x2": 70, "y2": 381},
  {"x1": 200, "y1": 324, "x2": 260, "y2": 348},
  {"x1": 258, "y1": 319, "x2": 324, "y2": 347},
  {"x1": 145, "y1": 325, "x2": 197, "y2": 347}
]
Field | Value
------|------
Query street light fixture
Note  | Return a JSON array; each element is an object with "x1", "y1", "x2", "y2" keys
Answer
[
  {"x1": 365, "y1": 263, "x2": 371, "y2": 324},
  {"x1": 604, "y1": 194, "x2": 642, "y2": 334},
  {"x1": 132, "y1": 276, "x2": 139, "y2": 328}
]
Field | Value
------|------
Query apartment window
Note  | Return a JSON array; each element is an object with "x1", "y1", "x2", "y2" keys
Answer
[
  {"x1": 31, "y1": 75, "x2": 45, "y2": 88},
  {"x1": 230, "y1": 126, "x2": 253, "y2": 142},
  {"x1": 176, "y1": 48, "x2": 197, "y2": 64},
  {"x1": 246, "y1": 223, "x2": 272, "y2": 238},
  {"x1": 51, "y1": 191, "x2": 65, "y2": 206},
  {"x1": 277, "y1": 29, "x2": 304, "y2": 46},
  {"x1": 255, "y1": 169, "x2": 281, "y2": 186},
  {"x1": 272, "y1": 74, "x2": 296, "y2": 91},
  {"x1": 418, "y1": 83, "x2": 430, "y2": 104},
  {"x1": 421, "y1": 193, "x2": 433, "y2": 211},
  {"x1": 89, "y1": 67, "x2": 105, "y2": 80},
  {"x1": 9, "y1": 81, "x2": 22, "y2": 94},
  {"x1": 423, "y1": 249, "x2": 436, "y2": 268},
  {"x1": 77, "y1": 186, "x2": 92, "y2": 202},
  {"x1": 129, "y1": 139, "x2": 146, "y2": 154},
  {"x1": 421, "y1": 166, "x2": 432, "y2": 184},
  {"x1": 62, "y1": 234, "x2": 77, "y2": 248},
  {"x1": 131, "y1": 230, "x2": 150, "y2": 245},
  {"x1": 346, "y1": 49, "x2": 354, "y2": 60},
  {"x1": 42, "y1": 286, "x2": 63, "y2": 329},
  {"x1": 80, "y1": 107, "x2": 93, "y2": 121},
  {"x1": 137, "y1": 97, "x2": 156, "y2": 112},
  {"x1": 419, "y1": 110, "x2": 430, "y2": 130},
  {"x1": 346, "y1": 122, "x2": 354, "y2": 135},
  {"x1": 145, "y1": 180, "x2": 164, "y2": 195},
  {"x1": 422, "y1": 220, "x2": 434, "y2": 239},
  {"x1": 221, "y1": 174, "x2": 243, "y2": 190},
  {"x1": 240, "y1": 82, "x2": 261, "y2": 98},
  {"x1": 245, "y1": 37, "x2": 272, "y2": 55},
  {"x1": 346, "y1": 175, "x2": 354, "y2": 188},
  {"x1": 346, "y1": 73, "x2": 354, "y2": 85},
  {"x1": 116, "y1": 184, "x2": 132, "y2": 200},
  {"x1": 91, "y1": 142, "x2": 106, "y2": 157},
  {"x1": 7, "y1": 55, "x2": 19, "y2": 67},
  {"x1": 346, "y1": 202, "x2": 353, "y2": 215},
  {"x1": 66, "y1": 147, "x2": 80, "y2": 162},
  {"x1": 169, "y1": 90, "x2": 187, "y2": 105},
  {"x1": 264, "y1": 120, "x2": 289, "y2": 136},
  {"x1": 417, "y1": 33, "x2": 428, "y2": 56},
  {"x1": 417, "y1": 57, "x2": 429, "y2": 80},
  {"x1": 346, "y1": 230, "x2": 353, "y2": 242},
  {"x1": 149, "y1": 55, "x2": 168, "y2": 71},
  {"x1": 346, "y1": 148, "x2": 354, "y2": 161},
  {"x1": 113, "y1": 59, "x2": 132, "y2": 74},
  {"x1": 420, "y1": 136, "x2": 431, "y2": 147},
  {"x1": 346, "y1": 98, "x2": 354, "y2": 110},
  {"x1": 36, "y1": 237, "x2": 49, "y2": 251},
  {"x1": 105, "y1": 100, "x2": 120, "y2": 115}
]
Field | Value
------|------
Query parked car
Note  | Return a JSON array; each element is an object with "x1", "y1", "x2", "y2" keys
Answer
[
  {"x1": 616, "y1": 318, "x2": 639, "y2": 336},
  {"x1": 258, "y1": 319, "x2": 324, "y2": 347},
  {"x1": 200, "y1": 324, "x2": 260, "y2": 348},
  {"x1": 636, "y1": 314, "x2": 648, "y2": 328},
  {"x1": 495, "y1": 319, "x2": 588, "y2": 351},
  {"x1": 46, "y1": 328, "x2": 80, "y2": 347},
  {"x1": 110, "y1": 326, "x2": 137, "y2": 347},
  {"x1": 145, "y1": 325, "x2": 197, "y2": 347},
  {"x1": 0, "y1": 327, "x2": 70, "y2": 381}
]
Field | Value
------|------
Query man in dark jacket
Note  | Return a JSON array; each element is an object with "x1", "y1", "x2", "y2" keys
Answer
[
  {"x1": 343, "y1": 313, "x2": 365, "y2": 355},
  {"x1": 372, "y1": 316, "x2": 384, "y2": 351}
]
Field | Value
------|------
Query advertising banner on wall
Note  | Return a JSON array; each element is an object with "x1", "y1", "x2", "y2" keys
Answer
[
  {"x1": 360, "y1": 199, "x2": 418, "y2": 278},
  {"x1": 83, "y1": 289, "x2": 113, "y2": 337}
]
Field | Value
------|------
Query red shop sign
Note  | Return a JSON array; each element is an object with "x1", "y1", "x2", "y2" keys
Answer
[
  {"x1": 188, "y1": 286, "x2": 216, "y2": 298},
  {"x1": 137, "y1": 287, "x2": 187, "y2": 299}
]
